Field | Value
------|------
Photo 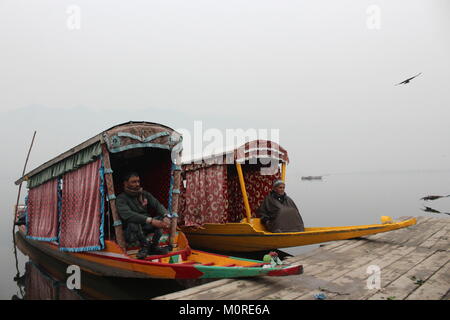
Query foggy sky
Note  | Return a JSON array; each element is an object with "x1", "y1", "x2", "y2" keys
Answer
[{"x1": 1, "y1": 0, "x2": 449, "y2": 210}]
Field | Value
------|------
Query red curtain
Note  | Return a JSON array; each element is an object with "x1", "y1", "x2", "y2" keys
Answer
[
  {"x1": 26, "y1": 179, "x2": 59, "y2": 241},
  {"x1": 227, "y1": 166, "x2": 280, "y2": 222},
  {"x1": 182, "y1": 165, "x2": 228, "y2": 226},
  {"x1": 181, "y1": 164, "x2": 280, "y2": 225},
  {"x1": 59, "y1": 159, "x2": 103, "y2": 252}
]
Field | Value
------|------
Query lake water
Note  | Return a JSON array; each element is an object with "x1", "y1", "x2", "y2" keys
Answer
[{"x1": 1, "y1": 170, "x2": 449, "y2": 299}]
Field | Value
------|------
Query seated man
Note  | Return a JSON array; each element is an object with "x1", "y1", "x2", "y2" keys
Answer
[
  {"x1": 256, "y1": 180, "x2": 305, "y2": 233},
  {"x1": 116, "y1": 172, "x2": 173, "y2": 259}
]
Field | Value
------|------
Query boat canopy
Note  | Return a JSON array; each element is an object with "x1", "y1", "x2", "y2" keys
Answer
[
  {"x1": 20, "y1": 121, "x2": 183, "y2": 252},
  {"x1": 180, "y1": 140, "x2": 288, "y2": 227},
  {"x1": 16, "y1": 121, "x2": 182, "y2": 189},
  {"x1": 182, "y1": 140, "x2": 289, "y2": 169}
]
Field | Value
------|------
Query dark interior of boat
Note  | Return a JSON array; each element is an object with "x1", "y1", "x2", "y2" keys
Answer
[{"x1": 103, "y1": 148, "x2": 172, "y2": 241}]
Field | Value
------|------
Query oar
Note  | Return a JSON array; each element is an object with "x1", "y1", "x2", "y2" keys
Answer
[{"x1": 12, "y1": 131, "x2": 37, "y2": 278}]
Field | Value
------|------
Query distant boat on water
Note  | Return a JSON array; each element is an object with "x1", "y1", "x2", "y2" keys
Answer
[{"x1": 301, "y1": 176, "x2": 323, "y2": 181}]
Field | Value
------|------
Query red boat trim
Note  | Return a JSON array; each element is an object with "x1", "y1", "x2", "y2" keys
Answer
[{"x1": 267, "y1": 264, "x2": 303, "y2": 276}]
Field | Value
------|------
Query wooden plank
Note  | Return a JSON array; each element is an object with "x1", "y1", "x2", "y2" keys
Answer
[
  {"x1": 153, "y1": 279, "x2": 233, "y2": 300},
  {"x1": 266, "y1": 218, "x2": 448, "y2": 300},
  {"x1": 442, "y1": 289, "x2": 450, "y2": 300},
  {"x1": 261, "y1": 274, "x2": 345, "y2": 300},
  {"x1": 293, "y1": 244, "x2": 413, "y2": 300},
  {"x1": 419, "y1": 221, "x2": 449, "y2": 249},
  {"x1": 317, "y1": 239, "x2": 359, "y2": 251},
  {"x1": 185, "y1": 279, "x2": 268, "y2": 300},
  {"x1": 357, "y1": 246, "x2": 437, "y2": 300},
  {"x1": 266, "y1": 242, "x2": 398, "y2": 300},
  {"x1": 268, "y1": 234, "x2": 420, "y2": 300},
  {"x1": 218, "y1": 278, "x2": 282, "y2": 300},
  {"x1": 319, "y1": 245, "x2": 418, "y2": 300},
  {"x1": 285, "y1": 238, "x2": 370, "y2": 265},
  {"x1": 401, "y1": 218, "x2": 448, "y2": 248},
  {"x1": 406, "y1": 261, "x2": 450, "y2": 300},
  {"x1": 429, "y1": 223, "x2": 450, "y2": 252},
  {"x1": 367, "y1": 250, "x2": 449, "y2": 300},
  {"x1": 359, "y1": 219, "x2": 449, "y2": 300}
]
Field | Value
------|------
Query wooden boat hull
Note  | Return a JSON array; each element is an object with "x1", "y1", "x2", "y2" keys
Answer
[
  {"x1": 181, "y1": 217, "x2": 417, "y2": 252},
  {"x1": 16, "y1": 229, "x2": 302, "y2": 279}
]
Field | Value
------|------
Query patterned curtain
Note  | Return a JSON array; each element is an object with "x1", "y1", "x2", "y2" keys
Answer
[
  {"x1": 26, "y1": 178, "x2": 59, "y2": 241},
  {"x1": 59, "y1": 159, "x2": 104, "y2": 252},
  {"x1": 227, "y1": 165, "x2": 280, "y2": 222},
  {"x1": 182, "y1": 165, "x2": 228, "y2": 226}
]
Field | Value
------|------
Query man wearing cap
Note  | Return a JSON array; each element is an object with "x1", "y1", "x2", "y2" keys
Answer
[{"x1": 256, "y1": 180, "x2": 305, "y2": 233}]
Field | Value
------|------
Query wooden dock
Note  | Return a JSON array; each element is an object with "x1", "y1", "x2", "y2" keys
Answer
[{"x1": 154, "y1": 216, "x2": 449, "y2": 300}]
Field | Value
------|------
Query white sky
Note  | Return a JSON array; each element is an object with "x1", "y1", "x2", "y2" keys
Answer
[{"x1": 1, "y1": 0, "x2": 449, "y2": 206}]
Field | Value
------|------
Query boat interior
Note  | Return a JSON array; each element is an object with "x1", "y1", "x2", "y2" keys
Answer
[{"x1": 106, "y1": 148, "x2": 173, "y2": 250}]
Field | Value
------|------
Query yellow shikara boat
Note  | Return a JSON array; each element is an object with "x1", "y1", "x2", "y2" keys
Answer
[
  {"x1": 179, "y1": 140, "x2": 417, "y2": 252},
  {"x1": 182, "y1": 217, "x2": 417, "y2": 252}
]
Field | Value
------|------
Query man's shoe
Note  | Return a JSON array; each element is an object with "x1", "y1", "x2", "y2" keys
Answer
[
  {"x1": 148, "y1": 245, "x2": 169, "y2": 255},
  {"x1": 136, "y1": 247, "x2": 149, "y2": 259}
]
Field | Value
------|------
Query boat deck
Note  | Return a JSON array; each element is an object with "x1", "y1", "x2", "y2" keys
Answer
[{"x1": 153, "y1": 216, "x2": 449, "y2": 300}]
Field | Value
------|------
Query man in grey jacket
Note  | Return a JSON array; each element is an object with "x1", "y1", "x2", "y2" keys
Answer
[{"x1": 116, "y1": 172, "x2": 172, "y2": 259}]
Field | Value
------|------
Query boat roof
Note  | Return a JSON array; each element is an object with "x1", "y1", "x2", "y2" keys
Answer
[
  {"x1": 15, "y1": 121, "x2": 178, "y2": 185},
  {"x1": 182, "y1": 140, "x2": 289, "y2": 166}
]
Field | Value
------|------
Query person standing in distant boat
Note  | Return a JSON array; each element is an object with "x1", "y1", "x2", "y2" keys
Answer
[
  {"x1": 256, "y1": 180, "x2": 305, "y2": 233},
  {"x1": 116, "y1": 172, "x2": 173, "y2": 259}
]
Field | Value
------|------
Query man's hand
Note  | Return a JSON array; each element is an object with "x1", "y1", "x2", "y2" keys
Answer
[
  {"x1": 162, "y1": 217, "x2": 171, "y2": 226},
  {"x1": 151, "y1": 218, "x2": 170, "y2": 229}
]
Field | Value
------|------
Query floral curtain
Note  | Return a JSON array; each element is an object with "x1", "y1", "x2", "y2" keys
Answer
[
  {"x1": 182, "y1": 165, "x2": 228, "y2": 226},
  {"x1": 59, "y1": 159, "x2": 104, "y2": 252},
  {"x1": 227, "y1": 165, "x2": 280, "y2": 222},
  {"x1": 26, "y1": 178, "x2": 59, "y2": 241}
]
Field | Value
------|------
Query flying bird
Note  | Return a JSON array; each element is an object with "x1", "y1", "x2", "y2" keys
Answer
[
  {"x1": 395, "y1": 72, "x2": 422, "y2": 86},
  {"x1": 420, "y1": 195, "x2": 450, "y2": 201}
]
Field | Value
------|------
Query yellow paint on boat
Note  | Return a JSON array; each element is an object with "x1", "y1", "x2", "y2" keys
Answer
[
  {"x1": 181, "y1": 217, "x2": 417, "y2": 252},
  {"x1": 236, "y1": 162, "x2": 252, "y2": 223}
]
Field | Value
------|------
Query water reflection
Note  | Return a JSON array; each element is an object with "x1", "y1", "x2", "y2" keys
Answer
[
  {"x1": 421, "y1": 206, "x2": 450, "y2": 216},
  {"x1": 13, "y1": 232, "x2": 200, "y2": 300},
  {"x1": 13, "y1": 261, "x2": 84, "y2": 300}
]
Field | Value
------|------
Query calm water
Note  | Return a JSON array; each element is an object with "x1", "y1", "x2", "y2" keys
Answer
[{"x1": 2, "y1": 171, "x2": 449, "y2": 299}]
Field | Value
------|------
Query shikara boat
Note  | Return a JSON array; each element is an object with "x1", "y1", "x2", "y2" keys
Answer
[
  {"x1": 179, "y1": 140, "x2": 417, "y2": 252},
  {"x1": 182, "y1": 216, "x2": 417, "y2": 252},
  {"x1": 14, "y1": 122, "x2": 302, "y2": 279}
]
